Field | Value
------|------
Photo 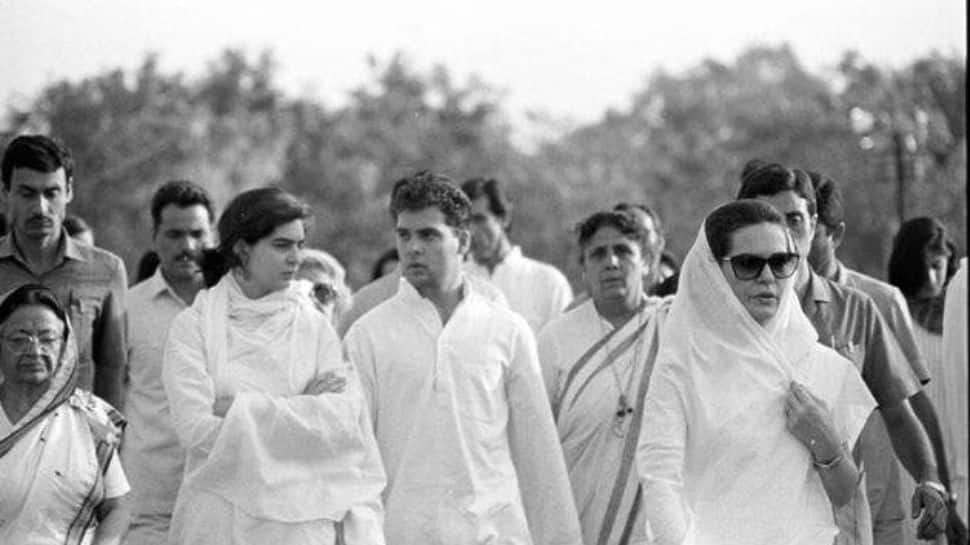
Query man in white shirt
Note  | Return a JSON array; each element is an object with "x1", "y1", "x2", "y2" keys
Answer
[
  {"x1": 461, "y1": 177, "x2": 572, "y2": 333},
  {"x1": 344, "y1": 171, "x2": 583, "y2": 545},
  {"x1": 122, "y1": 180, "x2": 214, "y2": 545}
]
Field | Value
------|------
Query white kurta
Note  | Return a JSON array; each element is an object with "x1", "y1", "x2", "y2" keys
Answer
[
  {"x1": 942, "y1": 258, "x2": 968, "y2": 523},
  {"x1": 465, "y1": 246, "x2": 573, "y2": 334},
  {"x1": 122, "y1": 269, "x2": 189, "y2": 545},
  {"x1": 162, "y1": 274, "x2": 386, "y2": 545},
  {"x1": 343, "y1": 278, "x2": 583, "y2": 545}
]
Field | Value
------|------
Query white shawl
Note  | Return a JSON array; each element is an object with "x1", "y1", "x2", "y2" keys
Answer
[{"x1": 163, "y1": 273, "x2": 385, "y2": 523}]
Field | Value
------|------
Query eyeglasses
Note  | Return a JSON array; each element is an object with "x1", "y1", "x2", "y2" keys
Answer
[
  {"x1": 720, "y1": 252, "x2": 799, "y2": 280},
  {"x1": 2, "y1": 333, "x2": 63, "y2": 353}
]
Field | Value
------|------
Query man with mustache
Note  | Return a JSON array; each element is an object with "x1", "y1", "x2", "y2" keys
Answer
[
  {"x1": 0, "y1": 134, "x2": 127, "y2": 409},
  {"x1": 461, "y1": 177, "x2": 573, "y2": 334},
  {"x1": 122, "y1": 180, "x2": 214, "y2": 545},
  {"x1": 737, "y1": 161, "x2": 949, "y2": 544}
]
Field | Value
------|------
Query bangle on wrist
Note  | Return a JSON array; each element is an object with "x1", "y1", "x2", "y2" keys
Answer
[
  {"x1": 813, "y1": 452, "x2": 844, "y2": 470},
  {"x1": 921, "y1": 480, "x2": 947, "y2": 497}
]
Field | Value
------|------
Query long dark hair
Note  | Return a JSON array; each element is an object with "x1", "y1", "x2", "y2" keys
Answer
[
  {"x1": 205, "y1": 187, "x2": 310, "y2": 283},
  {"x1": 888, "y1": 217, "x2": 956, "y2": 298}
]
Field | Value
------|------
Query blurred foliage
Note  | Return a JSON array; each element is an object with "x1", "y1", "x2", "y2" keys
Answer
[{"x1": 3, "y1": 45, "x2": 965, "y2": 288}]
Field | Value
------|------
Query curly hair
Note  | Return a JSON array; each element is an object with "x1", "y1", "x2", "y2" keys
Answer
[{"x1": 390, "y1": 170, "x2": 470, "y2": 229}]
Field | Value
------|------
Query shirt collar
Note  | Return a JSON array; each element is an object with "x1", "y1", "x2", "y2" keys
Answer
[
  {"x1": 832, "y1": 260, "x2": 849, "y2": 285},
  {"x1": 0, "y1": 229, "x2": 84, "y2": 265},
  {"x1": 803, "y1": 270, "x2": 832, "y2": 306}
]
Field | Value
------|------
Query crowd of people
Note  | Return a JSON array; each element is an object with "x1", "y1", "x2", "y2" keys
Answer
[{"x1": 0, "y1": 132, "x2": 966, "y2": 545}]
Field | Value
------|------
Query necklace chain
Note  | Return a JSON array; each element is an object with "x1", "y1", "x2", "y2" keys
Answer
[{"x1": 600, "y1": 299, "x2": 649, "y2": 436}]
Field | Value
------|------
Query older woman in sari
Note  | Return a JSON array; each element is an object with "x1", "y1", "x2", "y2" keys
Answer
[
  {"x1": 162, "y1": 187, "x2": 386, "y2": 545},
  {"x1": 0, "y1": 284, "x2": 129, "y2": 544},
  {"x1": 538, "y1": 211, "x2": 667, "y2": 545},
  {"x1": 637, "y1": 200, "x2": 876, "y2": 545}
]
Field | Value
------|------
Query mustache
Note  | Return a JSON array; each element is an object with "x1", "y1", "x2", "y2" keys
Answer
[{"x1": 27, "y1": 214, "x2": 53, "y2": 224}]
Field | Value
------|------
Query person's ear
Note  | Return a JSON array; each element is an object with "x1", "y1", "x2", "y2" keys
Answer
[
  {"x1": 65, "y1": 177, "x2": 74, "y2": 204},
  {"x1": 232, "y1": 240, "x2": 250, "y2": 268},
  {"x1": 457, "y1": 228, "x2": 471, "y2": 256},
  {"x1": 830, "y1": 222, "x2": 846, "y2": 251}
]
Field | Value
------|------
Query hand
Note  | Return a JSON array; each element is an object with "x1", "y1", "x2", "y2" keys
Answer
[
  {"x1": 911, "y1": 482, "x2": 948, "y2": 540},
  {"x1": 784, "y1": 381, "x2": 840, "y2": 461},
  {"x1": 303, "y1": 371, "x2": 346, "y2": 395},
  {"x1": 212, "y1": 395, "x2": 234, "y2": 417},
  {"x1": 946, "y1": 507, "x2": 968, "y2": 545}
]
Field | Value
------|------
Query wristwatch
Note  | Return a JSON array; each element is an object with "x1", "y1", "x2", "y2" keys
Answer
[{"x1": 921, "y1": 480, "x2": 948, "y2": 500}]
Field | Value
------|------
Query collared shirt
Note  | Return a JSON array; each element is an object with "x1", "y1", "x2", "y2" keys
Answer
[
  {"x1": 0, "y1": 232, "x2": 127, "y2": 409},
  {"x1": 343, "y1": 277, "x2": 583, "y2": 545},
  {"x1": 834, "y1": 261, "x2": 931, "y2": 384},
  {"x1": 464, "y1": 245, "x2": 573, "y2": 334},
  {"x1": 122, "y1": 268, "x2": 190, "y2": 520},
  {"x1": 799, "y1": 270, "x2": 919, "y2": 408}
]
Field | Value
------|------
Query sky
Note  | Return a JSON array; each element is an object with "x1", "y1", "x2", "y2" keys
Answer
[{"x1": 0, "y1": 0, "x2": 965, "y2": 127}]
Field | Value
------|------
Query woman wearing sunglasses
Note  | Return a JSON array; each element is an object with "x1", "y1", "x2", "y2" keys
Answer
[{"x1": 637, "y1": 199, "x2": 876, "y2": 545}]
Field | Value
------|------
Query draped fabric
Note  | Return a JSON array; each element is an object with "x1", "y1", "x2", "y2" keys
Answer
[
  {"x1": 162, "y1": 273, "x2": 386, "y2": 545},
  {"x1": 0, "y1": 290, "x2": 127, "y2": 545},
  {"x1": 636, "y1": 225, "x2": 876, "y2": 545},
  {"x1": 546, "y1": 298, "x2": 666, "y2": 545}
]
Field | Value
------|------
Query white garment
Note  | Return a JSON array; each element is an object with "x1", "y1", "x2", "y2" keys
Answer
[
  {"x1": 0, "y1": 397, "x2": 129, "y2": 545},
  {"x1": 465, "y1": 246, "x2": 573, "y2": 334},
  {"x1": 122, "y1": 269, "x2": 189, "y2": 545},
  {"x1": 942, "y1": 258, "x2": 969, "y2": 523},
  {"x1": 343, "y1": 277, "x2": 583, "y2": 545},
  {"x1": 636, "y1": 225, "x2": 876, "y2": 545},
  {"x1": 162, "y1": 274, "x2": 386, "y2": 545}
]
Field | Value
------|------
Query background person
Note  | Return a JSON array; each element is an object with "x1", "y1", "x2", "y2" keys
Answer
[
  {"x1": 461, "y1": 176, "x2": 573, "y2": 333},
  {"x1": 63, "y1": 213, "x2": 94, "y2": 246},
  {"x1": 296, "y1": 248, "x2": 352, "y2": 325},
  {"x1": 638, "y1": 200, "x2": 875, "y2": 545},
  {"x1": 889, "y1": 217, "x2": 968, "y2": 540},
  {"x1": 538, "y1": 211, "x2": 667, "y2": 544},
  {"x1": 162, "y1": 187, "x2": 385, "y2": 545},
  {"x1": 0, "y1": 284, "x2": 129, "y2": 545},
  {"x1": 0, "y1": 134, "x2": 127, "y2": 409},
  {"x1": 122, "y1": 180, "x2": 214, "y2": 545}
]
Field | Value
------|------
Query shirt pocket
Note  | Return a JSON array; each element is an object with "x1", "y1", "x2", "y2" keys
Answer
[
  {"x1": 68, "y1": 292, "x2": 102, "y2": 353},
  {"x1": 449, "y1": 345, "x2": 507, "y2": 423},
  {"x1": 833, "y1": 340, "x2": 864, "y2": 369}
]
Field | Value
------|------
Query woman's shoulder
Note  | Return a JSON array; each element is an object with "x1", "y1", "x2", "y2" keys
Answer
[{"x1": 68, "y1": 390, "x2": 126, "y2": 447}]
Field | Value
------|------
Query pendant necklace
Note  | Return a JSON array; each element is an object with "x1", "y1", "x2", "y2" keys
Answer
[{"x1": 602, "y1": 301, "x2": 647, "y2": 436}]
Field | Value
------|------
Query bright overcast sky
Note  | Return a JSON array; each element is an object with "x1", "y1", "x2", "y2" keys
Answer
[{"x1": 1, "y1": 0, "x2": 965, "y2": 126}]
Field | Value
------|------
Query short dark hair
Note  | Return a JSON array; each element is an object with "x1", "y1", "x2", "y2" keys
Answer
[
  {"x1": 575, "y1": 211, "x2": 647, "y2": 261},
  {"x1": 808, "y1": 171, "x2": 844, "y2": 230},
  {"x1": 214, "y1": 187, "x2": 310, "y2": 278},
  {"x1": 62, "y1": 214, "x2": 91, "y2": 237},
  {"x1": 0, "y1": 284, "x2": 70, "y2": 342},
  {"x1": 151, "y1": 180, "x2": 214, "y2": 232},
  {"x1": 461, "y1": 177, "x2": 512, "y2": 219},
  {"x1": 705, "y1": 200, "x2": 788, "y2": 260},
  {"x1": 1, "y1": 134, "x2": 75, "y2": 189},
  {"x1": 135, "y1": 250, "x2": 160, "y2": 283},
  {"x1": 391, "y1": 171, "x2": 470, "y2": 229},
  {"x1": 888, "y1": 217, "x2": 956, "y2": 298},
  {"x1": 371, "y1": 247, "x2": 399, "y2": 281},
  {"x1": 613, "y1": 202, "x2": 664, "y2": 236},
  {"x1": 736, "y1": 160, "x2": 817, "y2": 216}
]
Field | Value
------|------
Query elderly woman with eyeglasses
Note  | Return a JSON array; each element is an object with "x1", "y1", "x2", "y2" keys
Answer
[
  {"x1": 637, "y1": 200, "x2": 876, "y2": 545},
  {"x1": 0, "y1": 284, "x2": 129, "y2": 545}
]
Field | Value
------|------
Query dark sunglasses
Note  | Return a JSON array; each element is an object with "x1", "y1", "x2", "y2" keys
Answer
[{"x1": 720, "y1": 252, "x2": 799, "y2": 280}]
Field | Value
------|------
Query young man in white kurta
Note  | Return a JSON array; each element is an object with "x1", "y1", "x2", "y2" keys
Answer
[{"x1": 344, "y1": 171, "x2": 582, "y2": 545}]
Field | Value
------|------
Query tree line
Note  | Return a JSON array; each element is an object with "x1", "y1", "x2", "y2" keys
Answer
[{"x1": 4, "y1": 45, "x2": 964, "y2": 289}]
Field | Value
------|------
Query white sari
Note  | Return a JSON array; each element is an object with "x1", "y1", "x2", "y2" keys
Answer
[
  {"x1": 636, "y1": 225, "x2": 875, "y2": 545},
  {"x1": 162, "y1": 273, "x2": 386, "y2": 545}
]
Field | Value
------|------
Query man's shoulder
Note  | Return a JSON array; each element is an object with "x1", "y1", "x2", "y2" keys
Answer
[
  {"x1": 514, "y1": 252, "x2": 570, "y2": 289},
  {"x1": 539, "y1": 298, "x2": 593, "y2": 339},
  {"x1": 825, "y1": 276, "x2": 880, "y2": 312},
  {"x1": 843, "y1": 267, "x2": 904, "y2": 307},
  {"x1": 73, "y1": 244, "x2": 126, "y2": 276}
]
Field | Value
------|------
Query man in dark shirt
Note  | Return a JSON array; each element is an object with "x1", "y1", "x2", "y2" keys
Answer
[
  {"x1": 0, "y1": 134, "x2": 126, "y2": 409},
  {"x1": 737, "y1": 160, "x2": 948, "y2": 543}
]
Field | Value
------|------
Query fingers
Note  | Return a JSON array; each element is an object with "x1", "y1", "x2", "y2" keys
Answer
[{"x1": 912, "y1": 488, "x2": 922, "y2": 519}]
